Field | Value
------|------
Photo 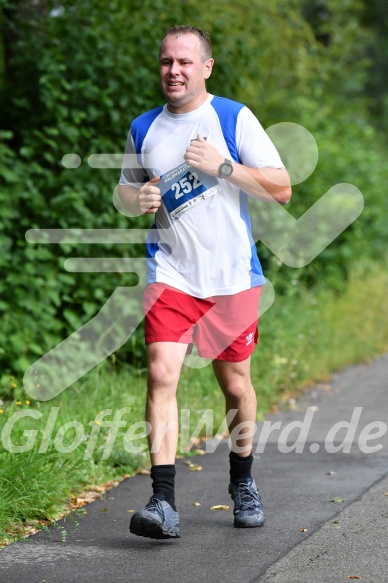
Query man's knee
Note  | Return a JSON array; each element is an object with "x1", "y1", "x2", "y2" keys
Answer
[
  {"x1": 222, "y1": 380, "x2": 254, "y2": 401},
  {"x1": 147, "y1": 359, "x2": 180, "y2": 391}
]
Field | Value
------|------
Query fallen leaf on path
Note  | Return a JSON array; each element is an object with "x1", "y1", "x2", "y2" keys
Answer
[
  {"x1": 319, "y1": 384, "x2": 331, "y2": 391},
  {"x1": 327, "y1": 471, "x2": 337, "y2": 476},
  {"x1": 300, "y1": 527, "x2": 308, "y2": 532},
  {"x1": 88, "y1": 484, "x2": 107, "y2": 493},
  {"x1": 190, "y1": 437, "x2": 202, "y2": 446},
  {"x1": 211, "y1": 505, "x2": 230, "y2": 511},
  {"x1": 193, "y1": 502, "x2": 201, "y2": 506},
  {"x1": 330, "y1": 497, "x2": 345, "y2": 503},
  {"x1": 185, "y1": 462, "x2": 203, "y2": 470},
  {"x1": 184, "y1": 461, "x2": 201, "y2": 467},
  {"x1": 70, "y1": 491, "x2": 101, "y2": 508},
  {"x1": 127, "y1": 509, "x2": 135, "y2": 513},
  {"x1": 347, "y1": 577, "x2": 361, "y2": 580},
  {"x1": 384, "y1": 492, "x2": 388, "y2": 496}
]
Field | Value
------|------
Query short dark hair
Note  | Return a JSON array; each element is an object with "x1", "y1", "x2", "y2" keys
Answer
[{"x1": 160, "y1": 25, "x2": 212, "y2": 61}]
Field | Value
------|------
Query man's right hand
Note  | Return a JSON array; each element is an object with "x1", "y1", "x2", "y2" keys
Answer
[{"x1": 139, "y1": 176, "x2": 161, "y2": 215}]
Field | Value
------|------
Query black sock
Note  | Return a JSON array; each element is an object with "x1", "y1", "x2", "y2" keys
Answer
[
  {"x1": 229, "y1": 451, "x2": 254, "y2": 484},
  {"x1": 150, "y1": 464, "x2": 176, "y2": 510}
]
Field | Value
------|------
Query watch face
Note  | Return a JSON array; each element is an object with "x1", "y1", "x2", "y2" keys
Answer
[{"x1": 220, "y1": 162, "x2": 233, "y2": 177}]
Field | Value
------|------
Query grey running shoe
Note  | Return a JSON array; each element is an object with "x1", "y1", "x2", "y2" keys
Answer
[
  {"x1": 228, "y1": 478, "x2": 265, "y2": 528},
  {"x1": 129, "y1": 497, "x2": 181, "y2": 539}
]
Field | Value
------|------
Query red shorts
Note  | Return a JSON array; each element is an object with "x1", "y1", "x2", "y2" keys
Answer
[{"x1": 143, "y1": 283, "x2": 262, "y2": 362}]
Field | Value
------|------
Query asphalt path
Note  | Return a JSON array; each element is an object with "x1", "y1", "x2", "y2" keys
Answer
[{"x1": 0, "y1": 355, "x2": 387, "y2": 583}]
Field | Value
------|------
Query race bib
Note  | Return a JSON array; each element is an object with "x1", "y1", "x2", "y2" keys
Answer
[{"x1": 159, "y1": 162, "x2": 220, "y2": 220}]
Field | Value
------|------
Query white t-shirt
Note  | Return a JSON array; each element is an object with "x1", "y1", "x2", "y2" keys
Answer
[{"x1": 119, "y1": 94, "x2": 283, "y2": 298}]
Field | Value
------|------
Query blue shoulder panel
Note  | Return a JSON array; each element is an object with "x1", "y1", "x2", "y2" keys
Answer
[
  {"x1": 130, "y1": 105, "x2": 164, "y2": 156},
  {"x1": 211, "y1": 96, "x2": 264, "y2": 284},
  {"x1": 210, "y1": 96, "x2": 245, "y2": 163}
]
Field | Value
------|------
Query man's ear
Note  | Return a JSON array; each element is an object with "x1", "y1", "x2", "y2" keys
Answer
[{"x1": 204, "y1": 58, "x2": 214, "y2": 80}]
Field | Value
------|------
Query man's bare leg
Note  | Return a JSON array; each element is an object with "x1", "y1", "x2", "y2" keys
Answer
[
  {"x1": 146, "y1": 341, "x2": 188, "y2": 464},
  {"x1": 212, "y1": 356, "x2": 257, "y2": 455},
  {"x1": 129, "y1": 341, "x2": 187, "y2": 539},
  {"x1": 212, "y1": 356, "x2": 265, "y2": 527}
]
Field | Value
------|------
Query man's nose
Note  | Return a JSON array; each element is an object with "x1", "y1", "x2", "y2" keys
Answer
[{"x1": 169, "y1": 61, "x2": 180, "y2": 75}]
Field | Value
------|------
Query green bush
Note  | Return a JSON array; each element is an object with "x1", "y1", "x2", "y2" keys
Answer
[{"x1": 0, "y1": 0, "x2": 387, "y2": 378}]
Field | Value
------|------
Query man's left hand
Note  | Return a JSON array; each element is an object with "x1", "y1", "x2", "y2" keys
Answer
[{"x1": 184, "y1": 134, "x2": 225, "y2": 176}]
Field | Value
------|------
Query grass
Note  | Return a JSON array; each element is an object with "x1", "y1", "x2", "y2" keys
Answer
[{"x1": 1, "y1": 261, "x2": 388, "y2": 544}]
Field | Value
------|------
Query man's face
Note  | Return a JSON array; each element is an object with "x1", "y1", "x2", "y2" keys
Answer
[{"x1": 160, "y1": 33, "x2": 214, "y2": 113}]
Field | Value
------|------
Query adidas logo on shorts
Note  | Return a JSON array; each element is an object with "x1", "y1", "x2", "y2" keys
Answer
[{"x1": 245, "y1": 332, "x2": 254, "y2": 346}]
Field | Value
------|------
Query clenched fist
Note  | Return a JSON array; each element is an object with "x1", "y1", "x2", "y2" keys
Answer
[
  {"x1": 184, "y1": 134, "x2": 224, "y2": 176},
  {"x1": 139, "y1": 176, "x2": 162, "y2": 214}
]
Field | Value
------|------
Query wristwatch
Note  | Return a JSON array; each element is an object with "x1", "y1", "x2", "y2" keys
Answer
[{"x1": 217, "y1": 158, "x2": 234, "y2": 178}]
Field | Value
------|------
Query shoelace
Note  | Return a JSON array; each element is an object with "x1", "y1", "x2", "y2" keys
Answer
[
  {"x1": 238, "y1": 482, "x2": 262, "y2": 510},
  {"x1": 145, "y1": 497, "x2": 166, "y2": 519}
]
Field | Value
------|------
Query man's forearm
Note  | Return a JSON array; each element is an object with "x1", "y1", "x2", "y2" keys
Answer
[
  {"x1": 118, "y1": 177, "x2": 162, "y2": 216},
  {"x1": 228, "y1": 164, "x2": 292, "y2": 204},
  {"x1": 117, "y1": 184, "x2": 142, "y2": 216},
  {"x1": 184, "y1": 135, "x2": 292, "y2": 204}
]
